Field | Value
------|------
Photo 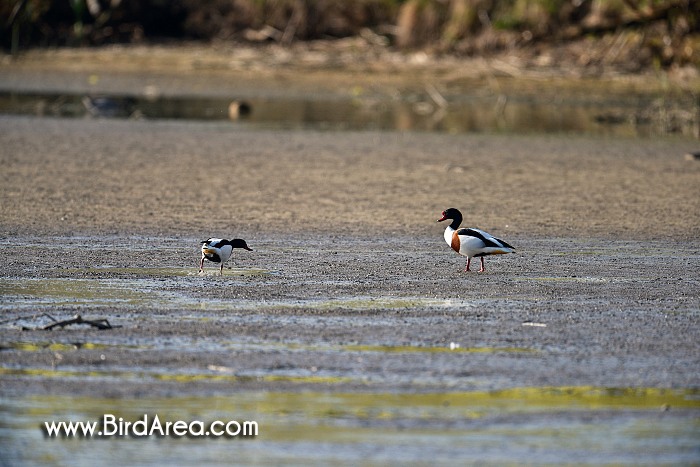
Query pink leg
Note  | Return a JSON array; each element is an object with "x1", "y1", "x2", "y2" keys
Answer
[
  {"x1": 199, "y1": 256, "x2": 205, "y2": 273},
  {"x1": 478, "y1": 257, "x2": 486, "y2": 273},
  {"x1": 464, "y1": 257, "x2": 471, "y2": 272},
  {"x1": 219, "y1": 263, "x2": 224, "y2": 275}
]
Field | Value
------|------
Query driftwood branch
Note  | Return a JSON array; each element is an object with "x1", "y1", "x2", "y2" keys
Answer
[
  {"x1": 42, "y1": 314, "x2": 119, "y2": 330},
  {"x1": 6, "y1": 313, "x2": 121, "y2": 331}
]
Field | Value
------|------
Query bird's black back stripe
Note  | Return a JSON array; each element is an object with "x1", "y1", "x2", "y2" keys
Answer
[
  {"x1": 457, "y1": 228, "x2": 508, "y2": 249},
  {"x1": 496, "y1": 237, "x2": 515, "y2": 250}
]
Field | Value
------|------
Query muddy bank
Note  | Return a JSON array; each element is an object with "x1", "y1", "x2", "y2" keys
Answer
[
  {"x1": 0, "y1": 114, "x2": 699, "y2": 398},
  {"x1": 1, "y1": 109, "x2": 698, "y2": 465},
  {"x1": 1, "y1": 232, "x2": 699, "y2": 397},
  {"x1": 1, "y1": 116, "x2": 699, "y2": 241}
]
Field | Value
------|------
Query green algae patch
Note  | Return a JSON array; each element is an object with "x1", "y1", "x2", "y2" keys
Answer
[
  {"x1": 1, "y1": 342, "x2": 109, "y2": 352},
  {"x1": 3, "y1": 363, "x2": 697, "y2": 413},
  {"x1": 0, "y1": 366, "x2": 350, "y2": 386},
  {"x1": 1, "y1": 275, "x2": 465, "y2": 313},
  {"x1": 3, "y1": 388, "x2": 698, "y2": 466},
  {"x1": 248, "y1": 387, "x2": 700, "y2": 420},
  {"x1": 455, "y1": 386, "x2": 700, "y2": 411},
  {"x1": 0, "y1": 278, "x2": 150, "y2": 306},
  {"x1": 6, "y1": 386, "x2": 699, "y2": 424}
]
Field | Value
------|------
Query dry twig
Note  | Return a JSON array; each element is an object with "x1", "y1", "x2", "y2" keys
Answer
[
  {"x1": 6, "y1": 313, "x2": 119, "y2": 330},
  {"x1": 42, "y1": 314, "x2": 119, "y2": 331}
]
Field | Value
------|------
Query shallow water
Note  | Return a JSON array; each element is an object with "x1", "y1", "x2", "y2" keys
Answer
[
  {"x1": 0, "y1": 90, "x2": 696, "y2": 138},
  {"x1": 0, "y1": 269, "x2": 487, "y2": 313},
  {"x1": 1, "y1": 389, "x2": 698, "y2": 466}
]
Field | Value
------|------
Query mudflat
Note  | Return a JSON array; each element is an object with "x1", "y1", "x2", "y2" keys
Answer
[
  {"x1": 1, "y1": 115, "x2": 698, "y2": 396},
  {"x1": 0, "y1": 46, "x2": 699, "y2": 465}
]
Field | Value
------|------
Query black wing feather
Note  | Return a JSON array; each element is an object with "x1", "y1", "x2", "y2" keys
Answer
[
  {"x1": 457, "y1": 228, "x2": 514, "y2": 250},
  {"x1": 495, "y1": 237, "x2": 515, "y2": 250},
  {"x1": 201, "y1": 239, "x2": 229, "y2": 248}
]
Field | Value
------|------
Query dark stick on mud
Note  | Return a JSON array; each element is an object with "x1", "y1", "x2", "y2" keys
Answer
[{"x1": 40, "y1": 314, "x2": 120, "y2": 331}]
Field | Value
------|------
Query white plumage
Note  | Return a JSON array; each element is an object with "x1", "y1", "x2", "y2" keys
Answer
[
  {"x1": 199, "y1": 238, "x2": 252, "y2": 275},
  {"x1": 437, "y1": 208, "x2": 515, "y2": 272}
]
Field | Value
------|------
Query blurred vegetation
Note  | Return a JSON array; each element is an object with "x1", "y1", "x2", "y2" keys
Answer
[{"x1": 1, "y1": 0, "x2": 698, "y2": 69}]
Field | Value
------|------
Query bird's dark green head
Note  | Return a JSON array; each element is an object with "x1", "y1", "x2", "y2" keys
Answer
[
  {"x1": 231, "y1": 239, "x2": 253, "y2": 251},
  {"x1": 437, "y1": 208, "x2": 462, "y2": 223}
]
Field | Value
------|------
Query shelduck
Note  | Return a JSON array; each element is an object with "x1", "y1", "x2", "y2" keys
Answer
[
  {"x1": 199, "y1": 238, "x2": 253, "y2": 275},
  {"x1": 437, "y1": 208, "x2": 515, "y2": 272}
]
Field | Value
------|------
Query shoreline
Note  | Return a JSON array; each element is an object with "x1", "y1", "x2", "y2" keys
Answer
[{"x1": 2, "y1": 43, "x2": 698, "y2": 98}]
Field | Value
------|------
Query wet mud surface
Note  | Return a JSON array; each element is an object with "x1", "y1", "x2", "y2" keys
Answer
[
  {"x1": 1, "y1": 50, "x2": 699, "y2": 463},
  {"x1": 1, "y1": 232, "x2": 699, "y2": 464},
  {"x1": 1, "y1": 232, "x2": 699, "y2": 397}
]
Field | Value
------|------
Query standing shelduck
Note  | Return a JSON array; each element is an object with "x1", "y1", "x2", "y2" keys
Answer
[
  {"x1": 437, "y1": 208, "x2": 515, "y2": 272},
  {"x1": 199, "y1": 238, "x2": 253, "y2": 275}
]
